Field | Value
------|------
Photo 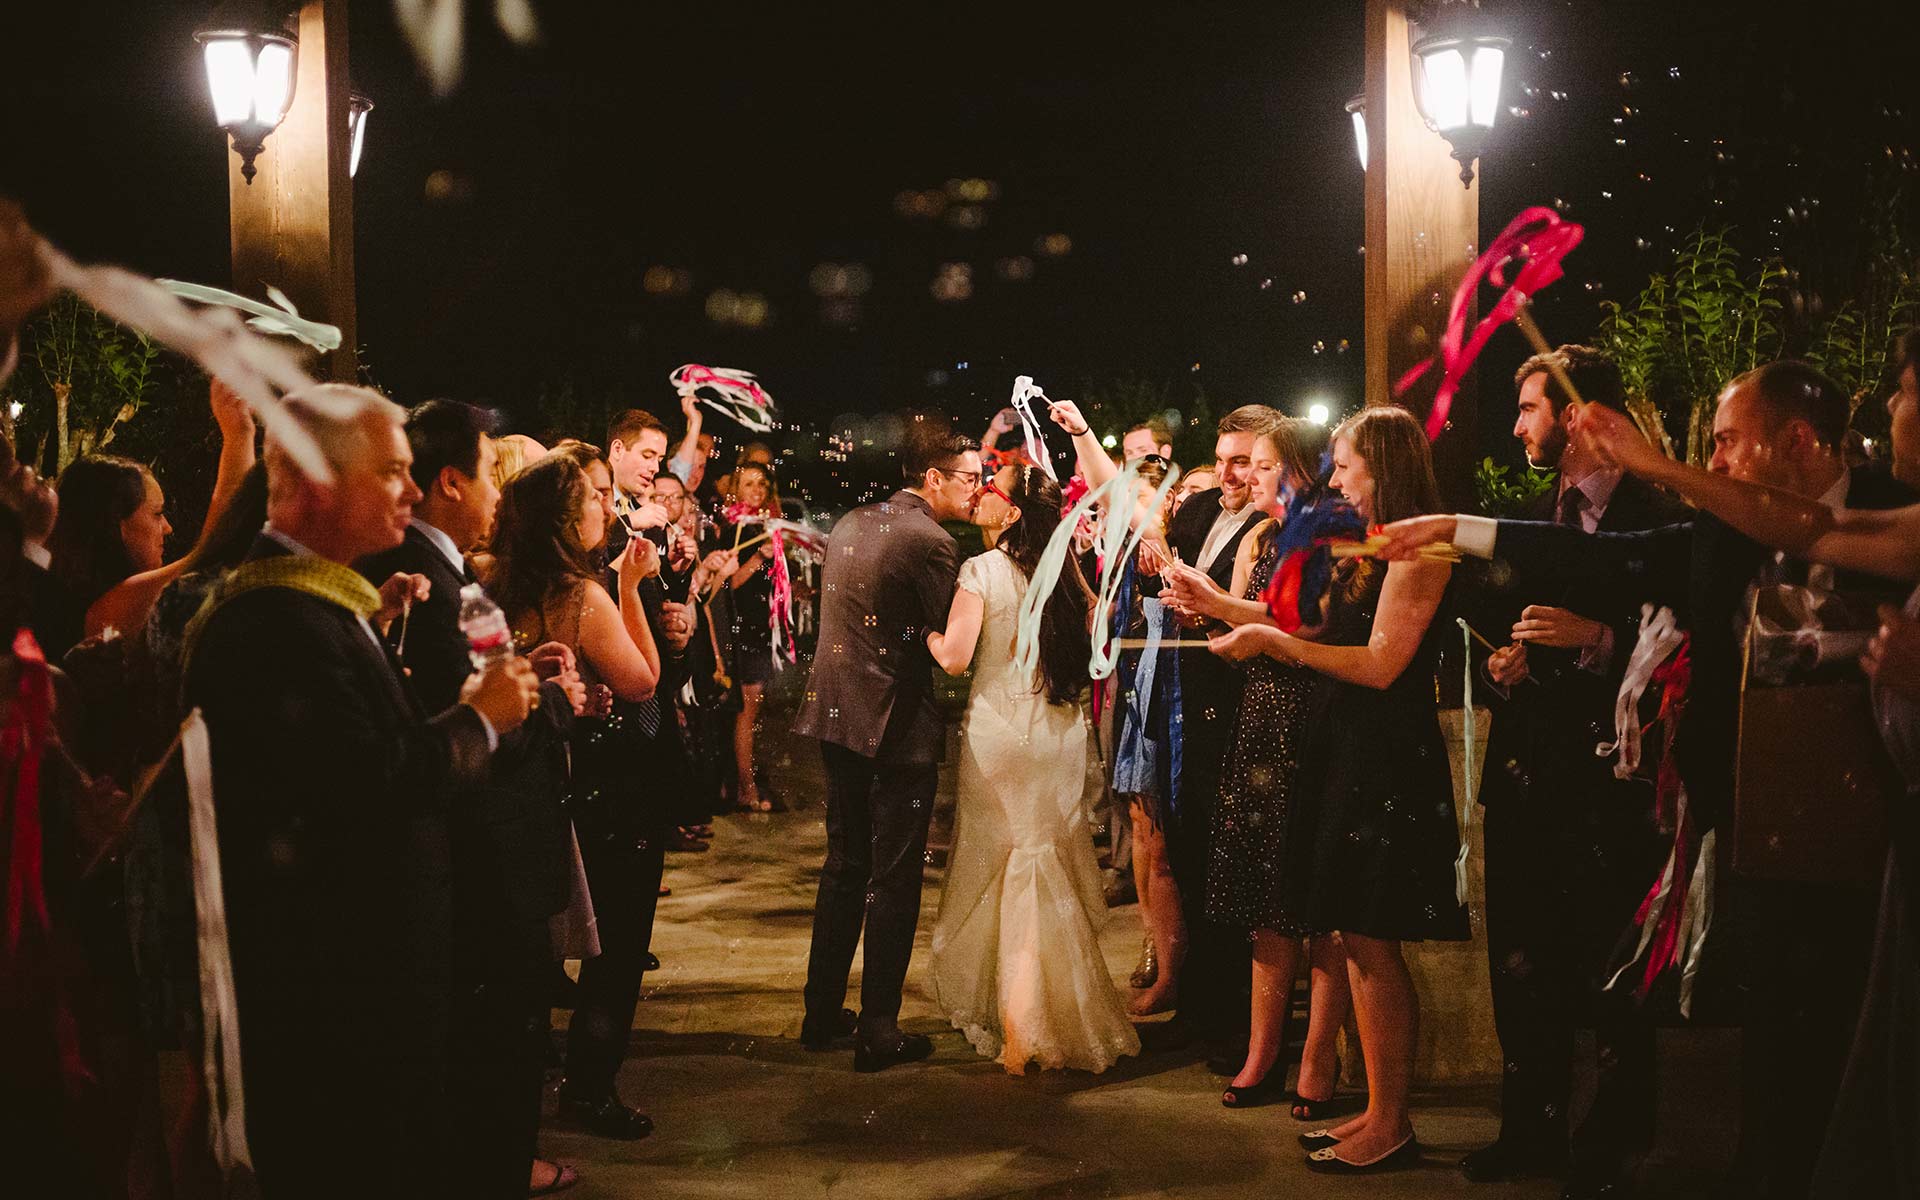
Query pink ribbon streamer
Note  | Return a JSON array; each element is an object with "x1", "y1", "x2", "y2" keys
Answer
[{"x1": 1394, "y1": 206, "x2": 1586, "y2": 441}]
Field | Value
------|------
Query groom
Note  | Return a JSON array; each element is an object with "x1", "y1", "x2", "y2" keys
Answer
[{"x1": 795, "y1": 419, "x2": 980, "y2": 1070}]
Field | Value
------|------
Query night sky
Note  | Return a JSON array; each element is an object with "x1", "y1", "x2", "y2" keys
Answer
[{"x1": 4, "y1": 0, "x2": 1915, "y2": 493}]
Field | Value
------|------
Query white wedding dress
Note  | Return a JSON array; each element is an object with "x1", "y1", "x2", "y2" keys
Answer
[{"x1": 929, "y1": 550, "x2": 1140, "y2": 1074}]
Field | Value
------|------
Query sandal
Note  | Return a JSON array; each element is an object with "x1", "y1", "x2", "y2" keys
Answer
[{"x1": 529, "y1": 1160, "x2": 580, "y2": 1197}]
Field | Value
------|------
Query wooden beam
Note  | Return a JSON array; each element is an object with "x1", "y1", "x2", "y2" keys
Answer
[
  {"x1": 1363, "y1": 0, "x2": 1478, "y2": 505},
  {"x1": 227, "y1": 0, "x2": 355, "y2": 382}
]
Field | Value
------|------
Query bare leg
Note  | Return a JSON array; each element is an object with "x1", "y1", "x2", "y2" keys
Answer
[
  {"x1": 1129, "y1": 803, "x2": 1186, "y2": 1015},
  {"x1": 1326, "y1": 932, "x2": 1418, "y2": 1162},
  {"x1": 1231, "y1": 930, "x2": 1301, "y2": 1088},
  {"x1": 735, "y1": 682, "x2": 766, "y2": 810},
  {"x1": 1293, "y1": 934, "x2": 1351, "y2": 1114}
]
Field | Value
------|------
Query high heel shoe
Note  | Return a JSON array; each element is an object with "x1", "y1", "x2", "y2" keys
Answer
[
  {"x1": 1128, "y1": 934, "x2": 1158, "y2": 989},
  {"x1": 1289, "y1": 1057, "x2": 1344, "y2": 1121},
  {"x1": 1221, "y1": 1071, "x2": 1288, "y2": 1109}
]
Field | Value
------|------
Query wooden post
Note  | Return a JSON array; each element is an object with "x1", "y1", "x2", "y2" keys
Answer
[
  {"x1": 1358, "y1": 0, "x2": 1500, "y2": 1086},
  {"x1": 227, "y1": 0, "x2": 355, "y2": 382},
  {"x1": 1364, "y1": 0, "x2": 1479, "y2": 507}
]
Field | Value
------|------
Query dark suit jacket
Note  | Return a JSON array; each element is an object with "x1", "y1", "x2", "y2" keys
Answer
[
  {"x1": 600, "y1": 516, "x2": 694, "y2": 830},
  {"x1": 358, "y1": 523, "x2": 574, "y2": 973},
  {"x1": 792, "y1": 490, "x2": 958, "y2": 763},
  {"x1": 182, "y1": 534, "x2": 491, "y2": 1184},
  {"x1": 1492, "y1": 466, "x2": 1915, "y2": 829},
  {"x1": 25, "y1": 557, "x2": 83, "y2": 664},
  {"x1": 1160, "y1": 488, "x2": 1262, "y2": 799},
  {"x1": 1473, "y1": 472, "x2": 1689, "y2": 811}
]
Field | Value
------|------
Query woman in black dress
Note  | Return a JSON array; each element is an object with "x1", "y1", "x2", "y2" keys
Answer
[
  {"x1": 721, "y1": 461, "x2": 785, "y2": 811},
  {"x1": 1211, "y1": 405, "x2": 1468, "y2": 1173},
  {"x1": 1164, "y1": 415, "x2": 1352, "y2": 1117}
]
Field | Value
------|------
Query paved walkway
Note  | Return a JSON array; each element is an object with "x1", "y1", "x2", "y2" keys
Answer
[{"x1": 540, "y1": 808, "x2": 1566, "y2": 1199}]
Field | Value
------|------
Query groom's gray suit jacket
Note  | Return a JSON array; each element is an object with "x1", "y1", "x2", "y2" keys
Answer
[{"x1": 792, "y1": 489, "x2": 960, "y2": 764}]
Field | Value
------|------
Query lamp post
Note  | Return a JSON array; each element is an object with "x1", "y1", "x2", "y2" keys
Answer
[
  {"x1": 1408, "y1": 1, "x2": 1509, "y2": 187},
  {"x1": 347, "y1": 91, "x2": 372, "y2": 176},
  {"x1": 194, "y1": 15, "x2": 298, "y2": 185},
  {"x1": 1346, "y1": 94, "x2": 1369, "y2": 170}
]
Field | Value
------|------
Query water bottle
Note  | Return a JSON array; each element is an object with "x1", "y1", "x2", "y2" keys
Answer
[{"x1": 457, "y1": 582, "x2": 514, "y2": 672}]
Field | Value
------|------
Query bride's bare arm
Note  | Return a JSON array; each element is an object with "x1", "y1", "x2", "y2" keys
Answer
[{"x1": 927, "y1": 584, "x2": 985, "y2": 676}]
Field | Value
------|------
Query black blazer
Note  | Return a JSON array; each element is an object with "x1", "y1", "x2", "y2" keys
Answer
[
  {"x1": 1160, "y1": 488, "x2": 1262, "y2": 782},
  {"x1": 792, "y1": 490, "x2": 958, "y2": 763},
  {"x1": 181, "y1": 534, "x2": 491, "y2": 1152},
  {"x1": 1491, "y1": 466, "x2": 1916, "y2": 828},
  {"x1": 358, "y1": 524, "x2": 576, "y2": 972},
  {"x1": 1472, "y1": 472, "x2": 1689, "y2": 810}
]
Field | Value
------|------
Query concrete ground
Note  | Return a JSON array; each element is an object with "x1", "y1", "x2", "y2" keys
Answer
[{"x1": 541, "y1": 806, "x2": 1568, "y2": 1200}]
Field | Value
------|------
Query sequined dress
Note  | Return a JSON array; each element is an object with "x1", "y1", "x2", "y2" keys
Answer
[
  {"x1": 1296, "y1": 564, "x2": 1470, "y2": 942},
  {"x1": 929, "y1": 550, "x2": 1140, "y2": 1074},
  {"x1": 1206, "y1": 529, "x2": 1319, "y2": 932}
]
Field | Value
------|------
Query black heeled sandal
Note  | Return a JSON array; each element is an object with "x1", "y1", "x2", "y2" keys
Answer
[{"x1": 1221, "y1": 1071, "x2": 1288, "y2": 1109}]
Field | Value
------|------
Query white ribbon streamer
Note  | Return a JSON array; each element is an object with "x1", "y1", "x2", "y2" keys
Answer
[
  {"x1": 1015, "y1": 460, "x2": 1178, "y2": 683},
  {"x1": 1008, "y1": 375, "x2": 1059, "y2": 482},
  {"x1": 1455, "y1": 618, "x2": 1477, "y2": 906},
  {"x1": 41, "y1": 245, "x2": 335, "y2": 484},
  {"x1": 182, "y1": 708, "x2": 253, "y2": 1173},
  {"x1": 158, "y1": 280, "x2": 342, "y2": 352},
  {"x1": 1595, "y1": 604, "x2": 1684, "y2": 777}
]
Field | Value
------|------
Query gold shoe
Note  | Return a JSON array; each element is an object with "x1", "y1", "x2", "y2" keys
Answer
[{"x1": 1129, "y1": 934, "x2": 1158, "y2": 989}]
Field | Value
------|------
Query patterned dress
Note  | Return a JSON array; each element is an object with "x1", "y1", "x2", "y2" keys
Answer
[{"x1": 1205, "y1": 528, "x2": 1320, "y2": 932}]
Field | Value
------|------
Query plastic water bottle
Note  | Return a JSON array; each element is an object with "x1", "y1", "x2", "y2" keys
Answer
[{"x1": 458, "y1": 582, "x2": 514, "y2": 672}]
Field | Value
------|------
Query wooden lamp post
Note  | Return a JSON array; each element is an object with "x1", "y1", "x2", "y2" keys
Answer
[{"x1": 198, "y1": 0, "x2": 357, "y2": 382}]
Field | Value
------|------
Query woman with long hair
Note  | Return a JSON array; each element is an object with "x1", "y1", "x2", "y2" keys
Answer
[
  {"x1": 924, "y1": 462, "x2": 1140, "y2": 1073},
  {"x1": 1211, "y1": 405, "x2": 1469, "y2": 1172},
  {"x1": 486, "y1": 452, "x2": 667, "y2": 1140},
  {"x1": 57, "y1": 379, "x2": 257, "y2": 650},
  {"x1": 1160, "y1": 416, "x2": 1355, "y2": 1121},
  {"x1": 721, "y1": 459, "x2": 786, "y2": 811}
]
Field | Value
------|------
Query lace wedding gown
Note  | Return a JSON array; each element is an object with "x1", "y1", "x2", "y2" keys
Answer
[{"x1": 929, "y1": 550, "x2": 1140, "y2": 1074}]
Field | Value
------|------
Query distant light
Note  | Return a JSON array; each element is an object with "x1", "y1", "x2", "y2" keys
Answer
[
  {"x1": 1346, "y1": 94, "x2": 1368, "y2": 170},
  {"x1": 347, "y1": 91, "x2": 372, "y2": 176},
  {"x1": 1306, "y1": 402, "x2": 1331, "y2": 426},
  {"x1": 1101, "y1": 433, "x2": 1119, "y2": 449},
  {"x1": 7, "y1": 401, "x2": 21, "y2": 420}
]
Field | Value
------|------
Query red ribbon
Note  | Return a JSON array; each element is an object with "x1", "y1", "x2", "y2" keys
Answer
[
  {"x1": 1394, "y1": 206, "x2": 1586, "y2": 441},
  {"x1": 3, "y1": 627, "x2": 52, "y2": 950},
  {"x1": 1625, "y1": 634, "x2": 1695, "y2": 999}
]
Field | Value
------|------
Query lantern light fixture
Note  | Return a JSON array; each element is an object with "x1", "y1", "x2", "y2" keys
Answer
[
  {"x1": 1409, "y1": 1, "x2": 1509, "y2": 187},
  {"x1": 194, "y1": 4, "x2": 299, "y2": 185}
]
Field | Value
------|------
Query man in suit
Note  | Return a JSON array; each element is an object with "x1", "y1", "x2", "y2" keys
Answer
[
  {"x1": 183, "y1": 385, "x2": 538, "y2": 1199},
  {"x1": 554, "y1": 414, "x2": 697, "y2": 1139},
  {"x1": 1158, "y1": 404, "x2": 1276, "y2": 1065},
  {"x1": 357, "y1": 400, "x2": 583, "y2": 1198},
  {"x1": 1379, "y1": 360, "x2": 1913, "y2": 1200},
  {"x1": 1459, "y1": 348, "x2": 1686, "y2": 1190},
  {"x1": 795, "y1": 419, "x2": 978, "y2": 1071}
]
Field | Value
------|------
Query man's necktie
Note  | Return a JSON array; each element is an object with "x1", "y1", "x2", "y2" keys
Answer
[{"x1": 1558, "y1": 485, "x2": 1586, "y2": 529}]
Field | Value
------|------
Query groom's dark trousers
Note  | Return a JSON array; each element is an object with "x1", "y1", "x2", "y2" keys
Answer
[
  {"x1": 792, "y1": 489, "x2": 960, "y2": 1035},
  {"x1": 805, "y1": 745, "x2": 940, "y2": 1027}
]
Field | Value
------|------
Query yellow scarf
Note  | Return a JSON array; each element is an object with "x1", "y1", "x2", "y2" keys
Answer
[{"x1": 182, "y1": 555, "x2": 384, "y2": 673}]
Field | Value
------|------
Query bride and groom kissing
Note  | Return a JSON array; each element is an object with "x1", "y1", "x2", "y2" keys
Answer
[{"x1": 793, "y1": 418, "x2": 1139, "y2": 1074}]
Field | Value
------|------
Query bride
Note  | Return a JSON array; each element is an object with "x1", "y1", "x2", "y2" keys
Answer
[{"x1": 925, "y1": 462, "x2": 1141, "y2": 1074}]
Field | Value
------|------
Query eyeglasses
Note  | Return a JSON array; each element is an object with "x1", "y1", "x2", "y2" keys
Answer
[
  {"x1": 938, "y1": 468, "x2": 982, "y2": 487},
  {"x1": 977, "y1": 479, "x2": 1012, "y2": 506}
]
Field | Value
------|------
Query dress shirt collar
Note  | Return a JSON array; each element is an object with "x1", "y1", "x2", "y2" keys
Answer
[
  {"x1": 1557, "y1": 462, "x2": 1623, "y2": 524},
  {"x1": 21, "y1": 540, "x2": 49, "y2": 569},
  {"x1": 1817, "y1": 470, "x2": 1849, "y2": 511},
  {"x1": 409, "y1": 517, "x2": 466, "y2": 576}
]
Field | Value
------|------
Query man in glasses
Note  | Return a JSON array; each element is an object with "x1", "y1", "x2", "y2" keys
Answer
[{"x1": 795, "y1": 417, "x2": 980, "y2": 1071}]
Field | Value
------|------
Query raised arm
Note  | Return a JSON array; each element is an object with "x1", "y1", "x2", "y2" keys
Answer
[
  {"x1": 1046, "y1": 397, "x2": 1118, "y2": 491},
  {"x1": 1211, "y1": 559, "x2": 1449, "y2": 690},
  {"x1": 667, "y1": 391, "x2": 704, "y2": 484},
  {"x1": 1575, "y1": 399, "x2": 1920, "y2": 582}
]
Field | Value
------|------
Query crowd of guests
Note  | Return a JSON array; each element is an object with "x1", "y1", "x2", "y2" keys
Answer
[{"x1": 2, "y1": 268, "x2": 809, "y2": 1197}]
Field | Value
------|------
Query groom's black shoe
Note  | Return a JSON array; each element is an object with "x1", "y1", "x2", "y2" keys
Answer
[
  {"x1": 556, "y1": 1085, "x2": 654, "y2": 1140},
  {"x1": 853, "y1": 1031, "x2": 933, "y2": 1073},
  {"x1": 800, "y1": 1008, "x2": 859, "y2": 1051}
]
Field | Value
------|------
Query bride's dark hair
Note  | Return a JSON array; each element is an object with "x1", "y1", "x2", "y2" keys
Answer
[{"x1": 993, "y1": 464, "x2": 1092, "y2": 706}]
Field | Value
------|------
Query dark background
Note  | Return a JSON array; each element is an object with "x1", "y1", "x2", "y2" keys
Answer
[{"x1": 3, "y1": 0, "x2": 1915, "y2": 508}]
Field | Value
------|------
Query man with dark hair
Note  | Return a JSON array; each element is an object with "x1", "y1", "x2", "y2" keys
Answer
[
  {"x1": 1123, "y1": 417, "x2": 1174, "y2": 464},
  {"x1": 1379, "y1": 359, "x2": 1915, "y2": 1199},
  {"x1": 358, "y1": 400, "x2": 584, "y2": 1197},
  {"x1": 795, "y1": 415, "x2": 978, "y2": 1070},
  {"x1": 1461, "y1": 347, "x2": 1685, "y2": 1189}
]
